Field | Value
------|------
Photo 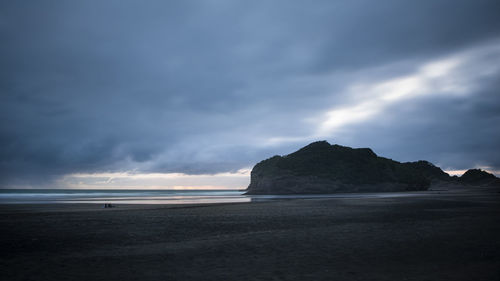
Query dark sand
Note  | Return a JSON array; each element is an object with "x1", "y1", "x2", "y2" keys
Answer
[{"x1": 1, "y1": 189, "x2": 500, "y2": 280}]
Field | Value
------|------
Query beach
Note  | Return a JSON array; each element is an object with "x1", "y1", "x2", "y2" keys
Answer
[{"x1": 1, "y1": 189, "x2": 500, "y2": 280}]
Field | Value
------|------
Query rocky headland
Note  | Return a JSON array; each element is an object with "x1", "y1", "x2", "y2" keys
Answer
[{"x1": 246, "y1": 141, "x2": 499, "y2": 194}]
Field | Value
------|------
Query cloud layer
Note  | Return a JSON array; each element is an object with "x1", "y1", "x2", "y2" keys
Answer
[{"x1": 1, "y1": 0, "x2": 500, "y2": 188}]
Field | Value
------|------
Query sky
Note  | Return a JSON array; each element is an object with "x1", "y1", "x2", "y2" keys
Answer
[{"x1": 1, "y1": 0, "x2": 500, "y2": 189}]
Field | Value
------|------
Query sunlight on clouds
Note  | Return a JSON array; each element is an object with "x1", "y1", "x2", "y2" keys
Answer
[
  {"x1": 445, "y1": 167, "x2": 500, "y2": 177},
  {"x1": 377, "y1": 76, "x2": 421, "y2": 101},
  {"x1": 420, "y1": 57, "x2": 462, "y2": 78},
  {"x1": 315, "y1": 40, "x2": 500, "y2": 138},
  {"x1": 262, "y1": 39, "x2": 500, "y2": 146},
  {"x1": 444, "y1": 169, "x2": 469, "y2": 176},
  {"x1": 56, "y1": 168, "x2": 251, "y2": 189},
  {"x1": 262, "y1": 136, "x2": 311, "y2": 146},
  {"x1": 319, "y1": 101, "x2": 380, "y2": 134},
  {"x1": 67, "y1": 168, "x2": 251, "y2": 179},
  {"x1": 317, "y1": 57, "x2": 467, "y2": 136}
]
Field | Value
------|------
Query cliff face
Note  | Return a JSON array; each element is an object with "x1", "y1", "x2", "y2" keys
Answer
[{"x1": 246, "y1": 141, "x2": 450, "y2": 195}]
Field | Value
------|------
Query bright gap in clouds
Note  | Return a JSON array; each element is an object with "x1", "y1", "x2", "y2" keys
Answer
[
  {"x1": 316, "y1": 43, "x2": 498, "y2": 137},
  {"x1": 445, "y1": 167, "x2": 500, "y2": 177},
  {"x1": 264, "y1": 39, "x2": 500, "y2": 145},
  {"x1": 51, "y1": 169, "x2": 251, "y2": 190}
]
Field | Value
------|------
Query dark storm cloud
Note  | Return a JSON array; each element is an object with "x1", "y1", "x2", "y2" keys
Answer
[
  {"x1": 310, "y1": 0, "x2": 500, "y2": 72},
  {"x1": 1, "y1": 0, "x2": 500, "y2": 187}
]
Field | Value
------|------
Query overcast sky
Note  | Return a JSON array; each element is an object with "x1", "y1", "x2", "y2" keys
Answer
[{"x1": 1, "y1": 0, "x2": 500, "y2": 189}]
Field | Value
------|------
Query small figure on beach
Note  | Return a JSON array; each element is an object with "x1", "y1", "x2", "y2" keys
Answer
[{"x1": 103, "y1": 203, "x2": 114, "y2": 208}]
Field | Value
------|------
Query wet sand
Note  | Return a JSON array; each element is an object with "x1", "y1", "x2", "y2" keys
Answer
[{"x1": 1, "y1": 189, "x2": 500, "y2": 280}]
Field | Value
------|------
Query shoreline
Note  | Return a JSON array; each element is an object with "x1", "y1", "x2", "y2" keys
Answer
[
  {"x1": 0, "y1": 187, "x2": 497, "y2": 212},
  {"x1": 2, "y1": 185, "x2": 497, "y2": 206}
]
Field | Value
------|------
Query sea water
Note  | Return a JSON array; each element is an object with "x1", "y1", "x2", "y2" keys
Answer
[
  {"x1": 0, "y1": 189, "x2": 250, "y2": 204},
  {"x1": 0, "y1": 189, "x2": 432, "y2": 204}
]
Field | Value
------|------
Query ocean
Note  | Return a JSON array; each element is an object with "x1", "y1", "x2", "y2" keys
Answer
[
  {"x1": 0, "y1": 189, "x2": 250, "y2": 204},
  {"x1": 0, "y1": 189, "x2": 432, "y2": 205}
]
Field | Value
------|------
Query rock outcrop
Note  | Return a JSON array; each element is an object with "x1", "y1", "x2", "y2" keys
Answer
[
  {"x1": 246, "y1": 141, "x2": 450, "y2": 195},
  {"x1": 459, "y1": 169, "x2": 500, "y2": 186}
]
